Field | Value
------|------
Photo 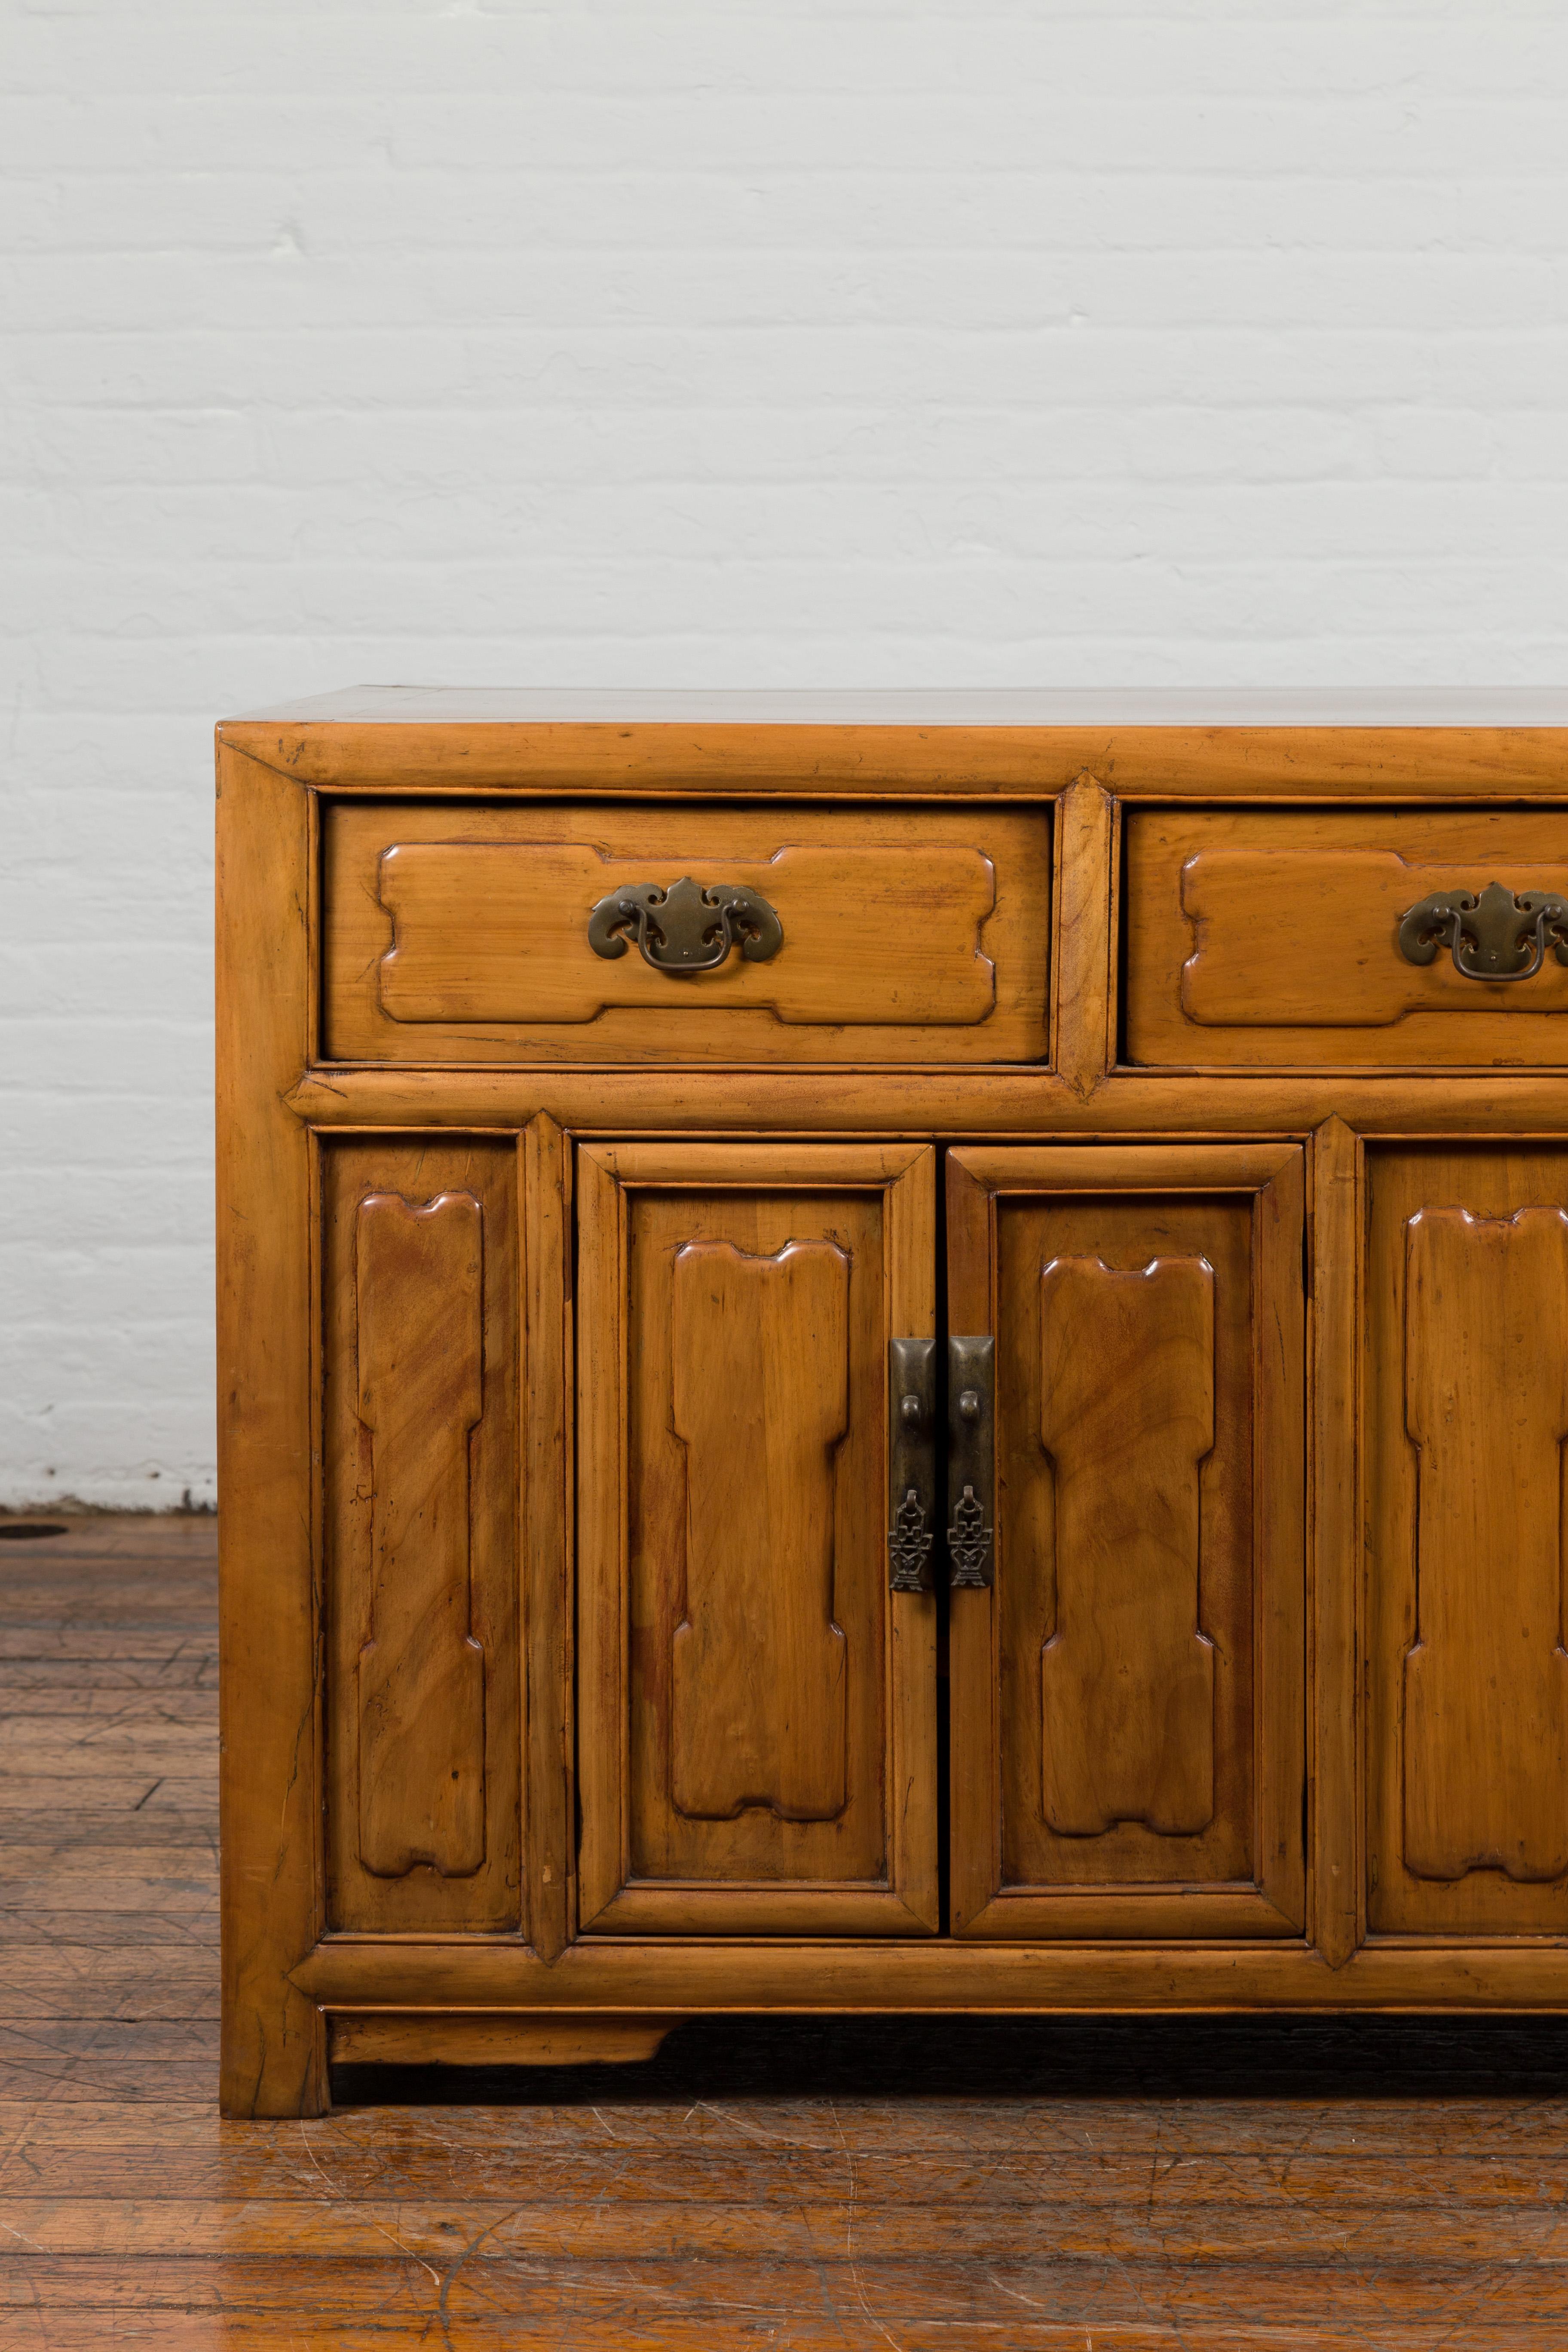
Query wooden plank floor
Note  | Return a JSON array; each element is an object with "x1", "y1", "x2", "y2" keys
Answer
[{"x1": 3, "y1": 1515, "x2": 1568, "y2": 2349}]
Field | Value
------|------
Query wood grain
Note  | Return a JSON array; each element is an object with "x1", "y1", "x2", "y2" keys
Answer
[
  {"x1": 1049, "y1": 774, "x2": 1115, "y2": 1096},
  {"x1": 322, "y1": 1138, "x2": 521, "y2": 1935},
  {"x1": 947, "y1": 1144, "x2": 1305, "y2": 1942},
  {"x1": 322, "y1": 799, "x2": 1051, "y2": 1065},
  {"x1": 11, "y1": 1514, "x2": 1568, "y2": 2350},
  {"x1": 354, "y1": 1188, "x2": 486, "y2": 1879},
  {"x1": 1366, "y1": 1145, "x2": 1568, "y2": 1935},
  {"x1": 214, "y1": 741, "x2": 325, "y2": 2118},
  {"x1": 1309, "y1": 1116, "x2": 1363, "y2": 1970},
  {"x1": 1038, "y1": 1253, "x2": 1217, "y2": 1836},
  {"x1": 1403, "y1": 1205, "x2": 1568, "y2": 1883},
  {"x1": 1125, "y1": 807, "x2": 1568, "y2": 1066},
  {"x1": 286, "y1": 1061, "x2": 1568, "y2": 1137},
  {"x1": 222, "y1": 704, "x2": 1568, "y2": 799},
  {"x1": 574, "y1": 1141, "x2": 938, "y2": 1937},
  {"x1": 521, "y1": 1112, "x2": 573, "y2": 1962},
  {"x1": 669, "y1": 1238, "x2": 851, "y2": 1823}
]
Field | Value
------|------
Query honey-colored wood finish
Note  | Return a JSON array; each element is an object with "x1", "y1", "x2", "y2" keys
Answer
[
  {"x1": 216, "y1": 697, "x2": 1568, "y2": 2116},
  {"x1": 216, "y1": 742, "x2": 326, "y2": 2119},
  {"x1": 1309, "y1": 1115, "x2": 1364, "y2": 1970},
  {"x1": 327, "y1": 2011, "x2": 684, "y2": 2067},
  {"x1": 521, "y1": 1112, "x2": 574, "y2": 1964},
  {"x1": 323, "y1": 799, "x2": 1051, "y2": 1065},
  {"x1": 321, "y1": 1136, "x2": 521, "y2": 1932},
  {"x1": 1125, "y1": 807, "x2": 1568, "y2": 1067},
  {"x1": 1366, "y1": 1143, "x2": 1568, "y2": 1937},
  {"x1": 947, "y1": 1145, "x2": 1305, "y2": 1941},
  {"x1": 1049, "y1": 775, "x2": 1117, "y2": 1100},
  {"x1": 575, "y1": 1142, "x2": 938, "y2": 1937}
]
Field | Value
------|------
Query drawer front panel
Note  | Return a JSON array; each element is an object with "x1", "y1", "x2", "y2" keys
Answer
[
  {"x1": 322, "y1": 800, "x2": 1052, "y2": 1064},
  {"x1": 1125, "y1": 808, "x2": 1568, "y2": 1066}
]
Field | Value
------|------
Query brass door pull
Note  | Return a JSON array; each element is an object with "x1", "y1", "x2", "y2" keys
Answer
[
  {"x1": 946, "y1": 1335, "x2": 995, "y2": 1589},
  {"x1": 588, "y1": 876, "x2": 784, "y2": 975},
  {"x1": 1399, "y1": 882, "x2": 1568, "y2": 983},
  {"x1": 886, "y1": 1338, "x2": 937, "y2": 1592}
]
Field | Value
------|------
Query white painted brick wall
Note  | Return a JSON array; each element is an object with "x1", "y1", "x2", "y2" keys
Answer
[{"x1": 3, "y1": 2, "x2": 1568, "y2": 1506}]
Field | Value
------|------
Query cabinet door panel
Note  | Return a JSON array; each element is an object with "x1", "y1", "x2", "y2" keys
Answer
[
  {"x1": 949, "y1": 1144, "x2": 1305, "y2": 1941},
  {"x1": 1367, "y1": 1146, "x2": 1568, "y2": 1933},
  {"x1": 577, "y1": 1142, "x2": 937, "y2": 1936},
  {"x1": 322, "y1": 1136, "x2": 522, "y2": 1934},
  {"x1": 1038, "y1": 1253, "x2": 1217, "y2": 1839}
]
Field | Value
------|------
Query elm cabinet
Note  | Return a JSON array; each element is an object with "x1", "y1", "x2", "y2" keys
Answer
[{"x1": 217, "y1": 693, "x2": 1568, "y2": 2116}]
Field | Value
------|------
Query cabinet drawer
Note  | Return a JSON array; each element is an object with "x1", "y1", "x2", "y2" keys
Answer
[
  {"x1": 1125, "y1": 807, "x2": 1568, "y2": 1067},
  {"x1": 321, "y1": 799, "x2": 1051, "y2": 1064}
]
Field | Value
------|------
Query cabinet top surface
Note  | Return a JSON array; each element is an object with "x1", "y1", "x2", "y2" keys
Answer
[{"x1": 224, "y1": 685, "x2": 1568, "y2": 729}]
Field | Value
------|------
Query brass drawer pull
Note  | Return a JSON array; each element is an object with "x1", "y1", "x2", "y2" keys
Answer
[
  {"x1": 1399, "y1": 882, "x2": 1568, "y2": 984},
  {"x1": 588, "y1": 876, "x2": 783, "y2": 975},
  {"x1": 946, "y1": 1335, "x2": 995, "y2": 1589},
  {"x1": 886, "y1": 1338, "x2": 938, "y2": 1592}
]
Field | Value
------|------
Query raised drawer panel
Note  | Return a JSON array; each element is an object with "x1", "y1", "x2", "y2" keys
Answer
[
  {"x1": 322, "y1": 799, "x2": 1052, "y2": 1065},
  {"x1": 1124, "y1": 808, "x2": 1568, "y2": 1067}
]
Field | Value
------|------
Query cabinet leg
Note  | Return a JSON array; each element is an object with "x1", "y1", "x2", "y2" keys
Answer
[{"x1": 220, "y1": 1988, "x2": 329, "y2": 2119}]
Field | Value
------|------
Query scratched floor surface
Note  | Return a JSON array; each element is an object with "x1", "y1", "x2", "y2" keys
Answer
[{"x1": 2, "y1": 1513, "x2": 1568, "y2": 2349}]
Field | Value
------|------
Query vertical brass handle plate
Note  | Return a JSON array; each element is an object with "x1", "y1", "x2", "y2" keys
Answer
[
  {"x1": 947, "y1": 1335, "x2": 995, "y2": 1589},
  {"x1": 1398, "y1": 882, "x2": 1568, "y2": 983},
  {"x1": 886, "y1": 1338, "x2": 937, "y2": 1592}
]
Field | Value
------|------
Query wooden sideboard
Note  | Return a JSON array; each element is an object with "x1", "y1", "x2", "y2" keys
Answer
[{"x1": 216, "y1": 690, "x2": 1568, "y2": 2117}]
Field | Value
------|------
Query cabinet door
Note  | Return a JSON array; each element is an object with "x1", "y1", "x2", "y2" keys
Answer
[
  {"x1": 948, "y1": 1144, "x2": 1306, "y2": 1939},
  {"x1": 320, "y1": 1120, "x2": 570, "y2": 1956},
  {"x1": 577, "y1": 1141, "x2": 938, "y2": 1936},
  {"x1": 1367, "y1": 1145, "x2": 1568, "y2": 1936}
]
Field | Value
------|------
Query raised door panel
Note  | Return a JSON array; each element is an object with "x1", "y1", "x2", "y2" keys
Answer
[
  {"x1": 576, "y1": 1142, "x2": 938, "y2": 1936},
  {"x1": 322, "y1": 1136, "x2": 521, "y2": 1934},
  {"x1": 320, "y1": 799, "x2": 1051, "y2": 1066},
  {"x1": 948, "y1": 1145, "x2": 1306, "y2": 1941},
  {"x1": 1124, "y1": 808, "x2": 1568, "y2": 1067},
  {"x1": 1366, "y1": 1146, "x2": 1568, "y2": 1935}
]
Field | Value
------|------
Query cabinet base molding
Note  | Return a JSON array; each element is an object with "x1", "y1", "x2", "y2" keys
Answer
[
  {"x1": 327, "y1": 2009, "x2": 688, "y2": 2070},
  {"x1": 297, "y1": 1941, "x2": 1568, "y2": 2016}
]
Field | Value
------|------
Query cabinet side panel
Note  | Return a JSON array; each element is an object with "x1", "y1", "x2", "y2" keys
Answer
[
  {"x1": 217, "y1": 746, "x2": 325, "y2": 2117},
  {"x1": 323, "y1": 1136, "x2": 522, "y2": 1933}
]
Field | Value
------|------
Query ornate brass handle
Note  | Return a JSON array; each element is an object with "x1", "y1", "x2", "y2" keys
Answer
[
  {"x1": 946, "y1": 1335, "x2": 995, "y2": 1589},
  {"x1": 1399, "y1": 881, "x2": 1568, "y2": 983},
  {"x1": 886, "y1": 1338, "x2": 937, "y2": 1592},
  {"x1": 587, "y1": 876, "x2": 783, "y2": 975}
]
